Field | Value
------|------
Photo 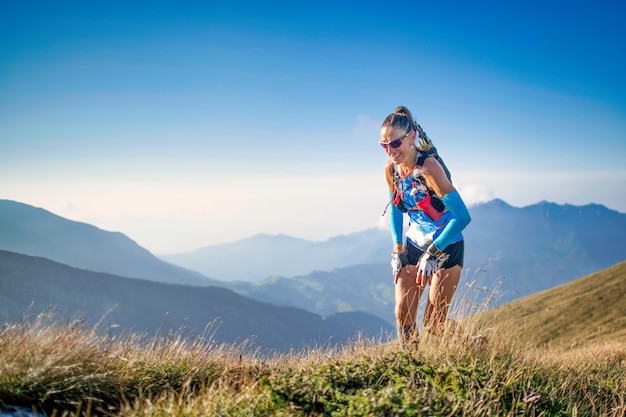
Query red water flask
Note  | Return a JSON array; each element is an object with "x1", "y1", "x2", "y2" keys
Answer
[{"x1": 417, "y1": 194, "x2": 444, "y2": 221}]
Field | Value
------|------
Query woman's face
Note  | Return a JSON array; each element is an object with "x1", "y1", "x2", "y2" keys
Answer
[{"x1": 380, "y1": 126, "x2": 413, "y2": 165}]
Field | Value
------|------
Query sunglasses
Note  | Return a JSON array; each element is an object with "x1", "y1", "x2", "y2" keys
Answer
[{"x1": 379, "y1": 131, "x2": 411, "y2": 150}]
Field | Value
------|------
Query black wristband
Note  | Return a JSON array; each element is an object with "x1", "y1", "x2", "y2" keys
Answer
[{"x1": 426, "y1": 244, "x2": 443, "y2": 258}]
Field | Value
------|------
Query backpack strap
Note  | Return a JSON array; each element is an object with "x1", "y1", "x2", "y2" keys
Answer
[
  {"x1": 416, "y1": 146, "x2": 452, "y2": 182},
  {"x1": 386, "y1": 163, "x2": 407, "y2": 213},
  {"x1": 387, "y1": 146, "x2": 452, "y2": 216}
]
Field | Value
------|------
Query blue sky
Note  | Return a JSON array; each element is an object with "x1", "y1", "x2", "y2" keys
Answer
[{"x1": 1, "y1": 1, "x2": 625, "y2": 254}]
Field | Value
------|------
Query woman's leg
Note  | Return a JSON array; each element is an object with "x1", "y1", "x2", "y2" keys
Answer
[
  {"x1": 423, "y1": 265, "x2": 461, "y2": 336},
  {"x1": 394, "y1": 265, "x2": 425, "y2": 344}
]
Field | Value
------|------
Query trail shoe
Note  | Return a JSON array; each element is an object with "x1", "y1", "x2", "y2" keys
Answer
[{"x1": 399, "y1": 324, "x2": 419, "y2": 351}]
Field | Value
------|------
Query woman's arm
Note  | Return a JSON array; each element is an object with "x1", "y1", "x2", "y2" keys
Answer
[
  {"x1": 422, "y1": 157, "x2": 471, "y2": 251},
  {"x1": 389, "y1": 192, "x2": 404, "y2": 250},
  {"x1": 421, "y1": 156, "x2": 454, "y2": 198},
  {"x1": 385, "y1": 161, "x2": 404, "y2": 252}
]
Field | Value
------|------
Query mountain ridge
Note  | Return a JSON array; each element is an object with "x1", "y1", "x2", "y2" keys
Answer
[
  {"x1": 0, "y1": 199, "x2": 218, "y2": 286},
  {"x1": 2, "y1": 198, "x2": 625, "y2": 329},
  {"x1": 198, "y1": 199, "x2": 626, "y2": 325},
  {"x1": 162, "y1": 228, "x2": 388, "y2": 281},
  {"x1": 0, "y1": 249, "x2": 394, "y2": 352},
  {"x1": 161, "y1": 198, "x2": 626, "y2": 284}
]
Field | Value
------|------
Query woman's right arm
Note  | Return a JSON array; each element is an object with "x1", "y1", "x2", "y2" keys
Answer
[{"x1": 385, "y1": 162, "x2": 404, "y2": 252}]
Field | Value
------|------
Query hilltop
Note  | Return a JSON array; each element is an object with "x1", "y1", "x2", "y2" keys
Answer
[{"x1": 474, "y1": 261, "x2": 626, "y2": 349}]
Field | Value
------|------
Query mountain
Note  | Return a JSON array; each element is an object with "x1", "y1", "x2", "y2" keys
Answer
[
  {"x1": 463, "y1": 199, "x2": 626, "y2": 302},
  {"x1": 163, "y1": 200, "x2": 626, "y2": 290},
  {"x1": 201, "y1": 200, "x2": 626, "y2": 325},
  {"x1": 2, "y1": 198, "x2": 625, "y2": 330},
  {"x1": 222, "y1": 261, "x2": 507, "y2": 327},
  {"x1": 0, "y1": 199, "x2": 217, "y2": 286},
  {"x1": 224, "y1": 263, "x2": 397, "y2": 325},
  {"x1": 473, "y1": 260, "x2": 626, "y2": 349},
  {"x1": 161, "y1": 229, "x2": 389, "y2": 281},
  {"x1": 0, "y1": 250, "x2": 394, "y2": 353}
]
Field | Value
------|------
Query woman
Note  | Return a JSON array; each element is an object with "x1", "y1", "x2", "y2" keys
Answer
[{"x1": 380, "y1": 106, "x2": 471, "y2": 348}]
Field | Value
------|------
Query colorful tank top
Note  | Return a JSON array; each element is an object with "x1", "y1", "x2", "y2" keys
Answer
[{"x1": 392, "y1": 156, "x2": 464, "y2": 250}]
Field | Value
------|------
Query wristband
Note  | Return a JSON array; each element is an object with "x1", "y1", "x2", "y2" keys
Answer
[{"x1": 426, "y1": 244, "x2": 443, "y2": 258}]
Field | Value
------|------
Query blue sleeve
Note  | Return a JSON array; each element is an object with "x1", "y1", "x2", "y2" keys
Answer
[
  {"x1": 432, "y1": 189, "x2": 471, "y2": 250},
  {"x1": 389, "y1": 191, "x2": 403, "y2": 244}
]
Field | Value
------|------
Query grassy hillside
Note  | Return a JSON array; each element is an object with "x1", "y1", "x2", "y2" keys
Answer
[
  {"x1": 473, "y1": 261, "x2": 626, "y2": 349},
  {"x1": 1, "y1": 311, "x2": 624, "y2": 415},
  {"x1": 1, "y1": 263, "x2": 624, "y2": 416}
]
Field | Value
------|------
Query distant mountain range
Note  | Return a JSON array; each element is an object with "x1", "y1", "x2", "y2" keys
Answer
[
  {"x1": 1, "y1": 198, "x2": 624, "y2": 336},
  {"x1": 162, "y1": 199, "x2": 626, "y2": 324},
  {"x1": 464, "y1": 199, "x2": 626, "y2": 301},
  {"x1": 161, "y1": 230, "x2": 389, "y2": 282},
  {"x1": 162, "y1": 199, "x2": 626, "y2": 288},
  {"x1": 223, "y1": 263, "x2": 398, "y2": 326},
  {"x1": 0, "y1": 250, "x2": 393, "y2": 353},
  {"x1": 0, "y1": 200, "x2": 217, "y2": 286}
]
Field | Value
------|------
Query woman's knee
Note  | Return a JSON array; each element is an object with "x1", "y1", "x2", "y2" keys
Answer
[
  {"x1": 394, "y1": 303, "x2": 409, "y2": 322},
  {"x1": 394, "y1": 298, "x2": 417, "y2": 323}
]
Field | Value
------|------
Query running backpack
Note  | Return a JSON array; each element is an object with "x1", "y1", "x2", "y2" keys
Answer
[{"x1": 391, "y1": 146, "x2": 452, "y2": 218}]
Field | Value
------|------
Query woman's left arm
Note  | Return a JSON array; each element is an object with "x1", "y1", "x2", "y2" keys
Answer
[{"x1": 422, "y1": 157, "x2": 471, "y2": 251}]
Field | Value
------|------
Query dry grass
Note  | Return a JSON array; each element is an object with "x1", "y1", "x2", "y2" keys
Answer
[
  {"x1": 1, "y1": 306, "x2": 625, "y2": 417},
  {"x1": 1, "y1": 263, "x2": 625, "y2": 415},
  {"x1": 471, "y1": 261, "x2": 626, "y2": 349}
]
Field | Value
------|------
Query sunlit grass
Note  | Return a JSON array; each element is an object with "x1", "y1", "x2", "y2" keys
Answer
[{"x1": 1, "y1": 307, "x2": 624, "y2": 417}]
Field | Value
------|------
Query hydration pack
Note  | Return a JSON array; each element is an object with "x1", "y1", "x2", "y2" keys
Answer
[{"x1": 391, "y1": 146, "x2": 452, "y2": 219}]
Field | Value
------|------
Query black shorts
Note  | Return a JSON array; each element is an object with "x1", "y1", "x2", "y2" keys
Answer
[{"x1": 405, "y1": 240, "x2": 464, "y2": 269}]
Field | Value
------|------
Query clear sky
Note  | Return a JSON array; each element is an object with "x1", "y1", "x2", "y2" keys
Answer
[{"x1": 1, "y1": 1, "x2": 625, "y2": 254}]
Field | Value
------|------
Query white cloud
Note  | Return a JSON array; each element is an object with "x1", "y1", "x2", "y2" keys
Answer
[
  {"x1": 456, "y1": 169, "x2": 626, "y2": 211},
  {"x1": 456, "y1": 183, "x2": 497, "y2": 206}
]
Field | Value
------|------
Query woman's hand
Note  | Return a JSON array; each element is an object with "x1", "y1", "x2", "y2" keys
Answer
[
  {"x1": 391, "y1": 251, "x2": 409, "y2": 283},
  {"x1": 415, "y1": 252, "x2": 437, "y2": 287}
]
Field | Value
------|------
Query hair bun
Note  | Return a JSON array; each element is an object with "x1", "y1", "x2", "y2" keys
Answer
[{"x1": 395, "y1": 105, "x2": 410, "y2": 116}]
